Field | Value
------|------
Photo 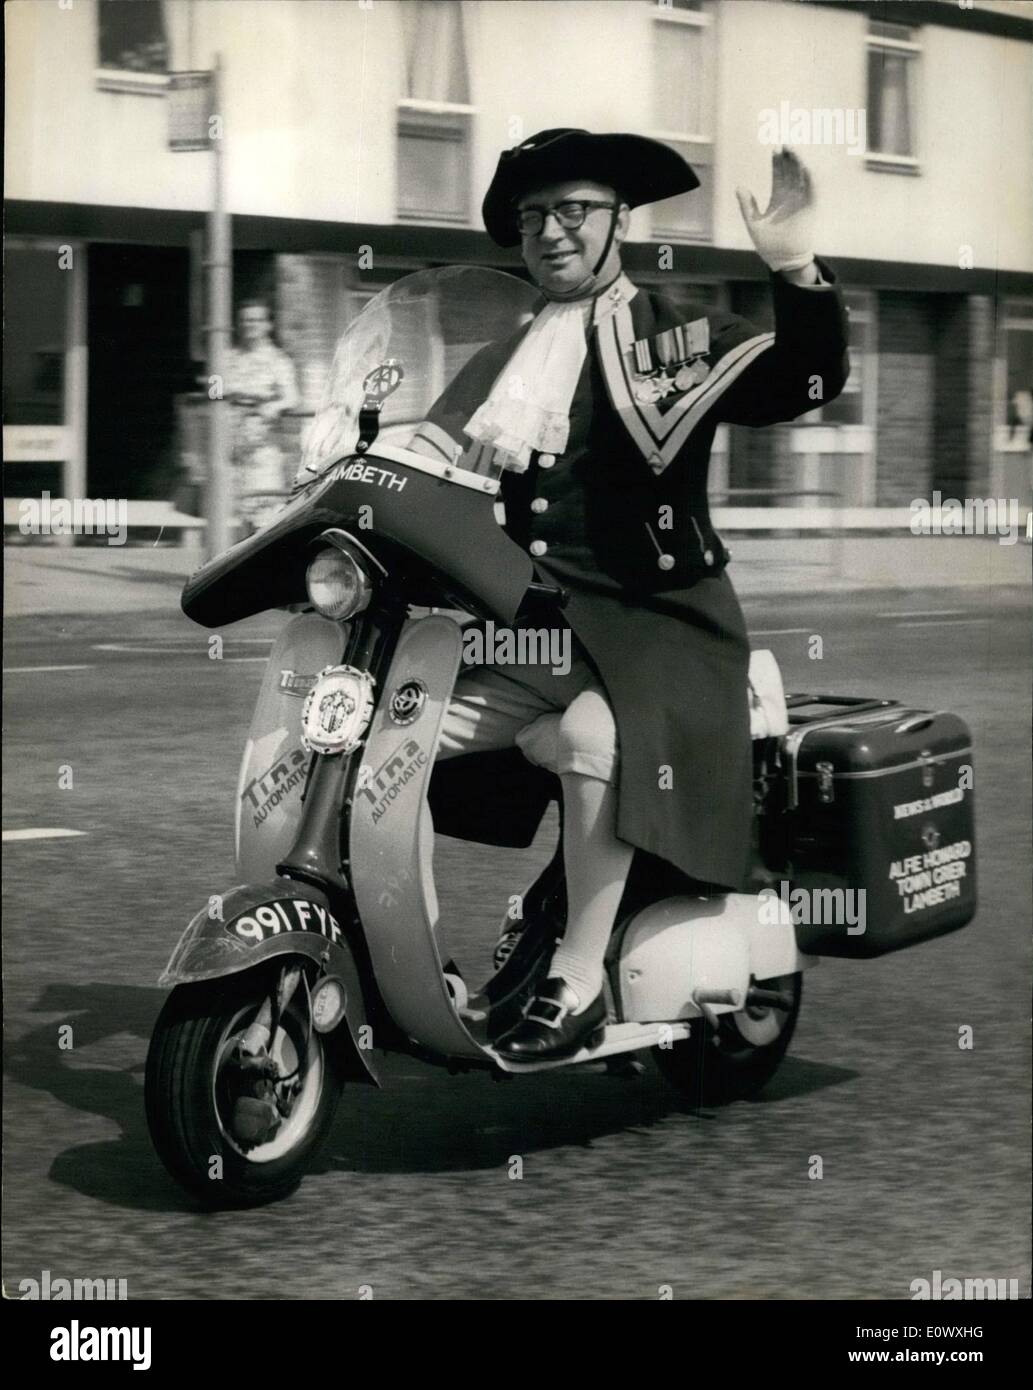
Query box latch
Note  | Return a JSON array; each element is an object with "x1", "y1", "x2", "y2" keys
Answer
[{"x1": 816, "y1": 760, "x2": 835, "y2": 803}]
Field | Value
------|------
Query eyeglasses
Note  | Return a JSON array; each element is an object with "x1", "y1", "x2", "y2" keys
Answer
[{"x1": 515, "y1": 200, "x2": 617, "y2": 237}]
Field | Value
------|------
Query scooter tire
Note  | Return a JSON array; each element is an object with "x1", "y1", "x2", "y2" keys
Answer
[
  {"x1": 145, "y1": 968, "x2": 344, "y2": 1208},
  {"x1": 652, "y1": 973, "x2": 802, "y2": 1108}
]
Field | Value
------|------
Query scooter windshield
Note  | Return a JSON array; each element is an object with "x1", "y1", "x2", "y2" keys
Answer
[{"x1": 299, "y1": 266, "x2": 545, "y2": 487}]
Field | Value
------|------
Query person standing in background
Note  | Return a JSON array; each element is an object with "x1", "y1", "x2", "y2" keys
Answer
[{"x1": 224, "y1": 300, "x2": 299, "y2": 531}]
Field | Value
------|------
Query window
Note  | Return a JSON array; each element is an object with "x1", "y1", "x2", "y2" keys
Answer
[
  {"x1": 866, "y1": 20, "x2": 921, "y2": 172},
  {"x1": 803, "y1": 291, "x2": 876, "y2": 428},
  {"x1": 3, "y1": 245, "x2": 69, "y2": 430},
  {"x1": 397, "y1": 1, "x2": 474, "y2": 225},
  {"x1": 97, "y1": 0, "x2": 170, "y2": 94},
  {"x1": 997, "y1": 299, "x2": 1033, "y2": 451},
  {"x1": 648, "y1": 1, "x2": 715, "y2": 240},
  {"x1": 3, "y1": 239, "x2": 85, "y2": 502}
]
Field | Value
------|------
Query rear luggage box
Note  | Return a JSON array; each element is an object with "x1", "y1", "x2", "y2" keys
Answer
[{"x1": 780, "y1": 696, "x2": 976, "y2": 958}]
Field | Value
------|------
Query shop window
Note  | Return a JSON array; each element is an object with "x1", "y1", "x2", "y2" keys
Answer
[
  {"x1": 803, "y1": 290, "x2": 876, "y2": 427},
  {"x1": 997, "y1": 298, "x2": 1033, "y2": 451},
  {"x1": 97, "y1": 0, "x2": 170, "y2": 94},
  {"x1": 3, "y1": 246, "x2": 68, "y2": 429},
  {"x1": 648, "y1": 1, "x2": 715, "y2": 240},
  {"x1": 3, "y1": 241, "x2": 84, "y2": 500},
  {"x1": 397, "y1": 1, "x2": 474, "y2": 224},
  {"x1": 866, "y1": 20, "x2": 921, "y2": 173}
]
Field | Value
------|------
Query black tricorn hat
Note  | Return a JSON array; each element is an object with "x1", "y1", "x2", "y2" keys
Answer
[{"x1": 482, "y1": 128, "x2": 699, "y2": 247}]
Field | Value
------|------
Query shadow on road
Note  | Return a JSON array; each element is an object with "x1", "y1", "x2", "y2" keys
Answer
[{"x1": 8, "y1": 982, "x2": 857, "y2": 1212}]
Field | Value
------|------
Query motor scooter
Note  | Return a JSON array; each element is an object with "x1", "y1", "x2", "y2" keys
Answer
[{"x1": 146, "y1": 267, "x2": 977, "y2": 1207}]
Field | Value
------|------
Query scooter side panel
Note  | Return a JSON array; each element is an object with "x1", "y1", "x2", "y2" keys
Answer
[
  {"x1": 235, "y1": 613, "x2": 346, "y2": 881},
  {"x1": 349, "y1": 615, "x2": 486, "y2": 1061},
  {"x1": 617, "y1": 892, "x2": 814, "y2": 1024},
  {"x1": 158, "y1": 880, "x2": 378, "y2": 1084}
]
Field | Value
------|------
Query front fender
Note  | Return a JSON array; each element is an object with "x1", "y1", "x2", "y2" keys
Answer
[{"x1": 160, "y1": 880, "x2": 378, "y2": 1085}]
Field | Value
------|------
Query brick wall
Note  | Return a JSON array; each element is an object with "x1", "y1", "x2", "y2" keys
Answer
[
  {"x1": 875, "y1": 292, "x2": 936, "y2": 505},
  {"x1": 931, "y1": 294, "x2": 994, "y2": 497}
]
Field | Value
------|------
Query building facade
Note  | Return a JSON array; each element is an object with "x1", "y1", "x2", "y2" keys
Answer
[{"x1": 5, "y1": 0, "x2": 1033, "y2": 519}]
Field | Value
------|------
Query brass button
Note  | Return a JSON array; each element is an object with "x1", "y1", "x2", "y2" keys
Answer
[
  {"x1": 538, "y1": 453, "x2": 555, "y2": 469},
  {"x1": 529, "y1": 539, "x2": 548, "y2": 557},
  {"x1": 703, "y1": 548, "x2": 714, "y2": 566},
  {"x1": 530, "y1": 497, "x2": 548, "y2": 514},
  {"x1": 657, "y1": 553, "x2": 675, "y2": 571}
]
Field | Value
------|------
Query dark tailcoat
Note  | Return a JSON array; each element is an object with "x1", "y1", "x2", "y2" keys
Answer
[{"x1": 428, "y1": 263, "x2": 849, "y2": 890}]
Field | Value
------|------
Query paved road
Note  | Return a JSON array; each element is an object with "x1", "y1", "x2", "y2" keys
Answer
[{"x1": 3, "y1": 586, "x2": 1030, "y2": 1300}]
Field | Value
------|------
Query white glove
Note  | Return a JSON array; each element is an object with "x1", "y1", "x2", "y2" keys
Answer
[{"x1": 736, "y1": 148, "x2": 816, "y2": 274}]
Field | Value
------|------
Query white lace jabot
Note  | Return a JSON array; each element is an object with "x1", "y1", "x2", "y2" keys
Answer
[{"x1": 464, "y1": 297, "x2": 593, "y2": 473}]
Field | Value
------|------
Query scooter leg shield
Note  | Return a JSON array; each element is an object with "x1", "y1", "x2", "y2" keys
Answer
[{"x1": 235, "y1": 613, "x2": 346, "y2": 881}]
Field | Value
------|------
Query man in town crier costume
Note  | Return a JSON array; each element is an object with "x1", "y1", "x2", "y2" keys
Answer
[{"x1": 423, "y1": 129, "x2": 849, "y2": 1060}]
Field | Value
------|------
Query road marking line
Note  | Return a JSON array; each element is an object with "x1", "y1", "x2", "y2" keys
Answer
[
  {"x1": 2, "y1": 828, "x2": 88, "y2": 842},
  {"x1": 92, "y1": 641, "x2": 274, "y2": 655},
  {"x1": 223, "y1": 657, "x2": 270, "y2": 664},
  {"x1": 898, "y1": 619, "x2": 989, "y2": 627},
  {"x1": 751, "y1": 627, "x2": 810, "y2": 636},
  {"x1": 4, "y1": 665, "x2": 93, "y2": 673},
  {"x1": 877, "y1": 609, "x2": 969, "y2": 619}
]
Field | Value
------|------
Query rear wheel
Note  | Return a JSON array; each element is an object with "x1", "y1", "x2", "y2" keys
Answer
[
  {"x1": 145, "y1": 964, "x2": 344, "y2": 1207},
  {"x1": 652, "y1": 973, "x2": 802, "y2": 1107}
]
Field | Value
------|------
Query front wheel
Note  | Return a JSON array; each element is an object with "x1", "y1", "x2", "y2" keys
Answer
[
  {"x1": 145, "y1": 964, "x2": 344, "y2": 1207},
  {"x1": 652, "y1": 973, "x2": 802, "y2": 1107}
]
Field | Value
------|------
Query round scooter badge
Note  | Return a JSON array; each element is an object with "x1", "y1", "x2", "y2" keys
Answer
[{"x1": 389, "y1": 678, "x2": 428, "y2": 725}]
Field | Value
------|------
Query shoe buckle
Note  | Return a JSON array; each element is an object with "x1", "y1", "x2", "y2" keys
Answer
[{"x1": 525, "y1": 996, "x2": 567, "y2": 1029}]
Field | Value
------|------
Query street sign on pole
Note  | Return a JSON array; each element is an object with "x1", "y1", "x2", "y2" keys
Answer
[{"x1": 167, "y1": 72, "x2": 214, "y2": 151}]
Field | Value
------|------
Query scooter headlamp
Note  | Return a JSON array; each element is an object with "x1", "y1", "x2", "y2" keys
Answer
[{"x1": 305, "y1": 546, "x2": 372, "y2": 621}]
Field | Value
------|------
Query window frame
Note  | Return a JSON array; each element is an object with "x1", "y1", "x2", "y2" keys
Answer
[
  {"x1": 647, "y1": 1, "x2": 716, "y2": 242},
  {"x1": 865, "y1": 22, "x2": 922, "y2": 174},
  {"x1": 395, "y1": 1, "x2": 477, "y2": 227},
  {"x1": 95, "y1": 0, "x2": 172, "y2": 96}
]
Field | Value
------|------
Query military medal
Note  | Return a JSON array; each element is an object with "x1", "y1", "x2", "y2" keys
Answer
[
  {"x1": 632, "y1": 317, "x2": 712, "y2": 402},
  {"x1": 674, "y1": 359, "x2": 710, "y2": 391}
]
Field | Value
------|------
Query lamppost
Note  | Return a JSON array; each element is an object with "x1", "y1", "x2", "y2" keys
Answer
[{"x1": 168, "y1": 57, "x2": 232, "y2": 559}]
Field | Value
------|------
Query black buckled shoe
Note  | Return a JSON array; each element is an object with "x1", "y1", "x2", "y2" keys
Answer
[{"x1": 496, "y1": 978, "x2": 606, "y2": 1061}]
